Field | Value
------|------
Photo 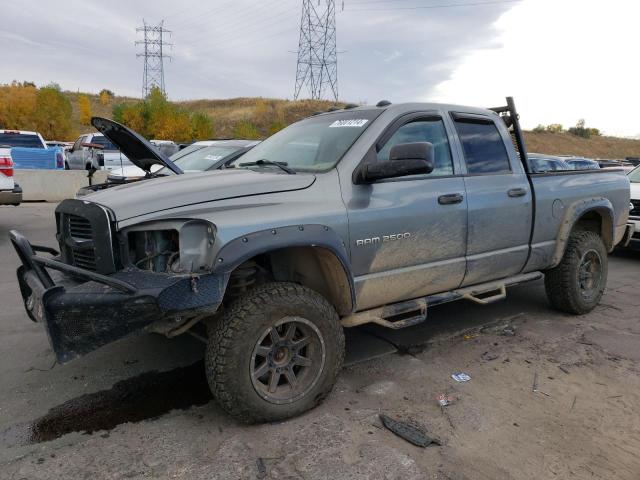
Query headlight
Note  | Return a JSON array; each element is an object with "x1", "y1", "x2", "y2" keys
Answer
[{"x1": 125, "y1": 219, "x2": 216, "y2": 273}]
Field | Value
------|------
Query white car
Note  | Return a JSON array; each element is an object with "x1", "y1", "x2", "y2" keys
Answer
[
  {"x1": 628, "y1": 165, "x2": 640, "y2": 247},
  {"x1": 0, "y1": 147, "x2": 22, "y2": 206}
]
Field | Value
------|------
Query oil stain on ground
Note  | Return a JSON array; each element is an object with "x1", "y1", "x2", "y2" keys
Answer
[{"x1": 29, "y1": 361, "x2": 212, "y2": 443}]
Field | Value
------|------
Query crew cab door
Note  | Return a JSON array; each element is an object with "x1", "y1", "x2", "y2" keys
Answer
[
  {"x1": 345, "y1": 113, "x2": 468, "y2": 311},
  {"x1": 449, "y1": 113, "x2": 532, "y2": 286}
]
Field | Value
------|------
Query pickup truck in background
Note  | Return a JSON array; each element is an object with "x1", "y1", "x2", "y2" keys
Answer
[
  {"x1": 0, "y1": 147, "x2": 22, "y2": 206},
  {"x1": 0, "y1": 129, "x2": 64, "y2": 170},
  {"x1": 66, "y1": 133, "x2": 131, "y2": 171},
  {"x1": 10, "y1": 97, "x2": 632, "y2": 423}
]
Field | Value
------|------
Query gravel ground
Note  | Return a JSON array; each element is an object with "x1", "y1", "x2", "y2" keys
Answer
[{"x1": 1, "y1": 203, "x2": 639, "y2": 479}]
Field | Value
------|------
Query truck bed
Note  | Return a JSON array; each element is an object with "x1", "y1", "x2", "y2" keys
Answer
[{"x1": 525, "y1": 168, "x2": 630, "y2": 272}]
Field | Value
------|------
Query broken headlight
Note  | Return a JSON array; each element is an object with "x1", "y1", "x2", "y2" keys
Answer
[{"x1": 126, "y1": 220, "x2": 216, "y2": 273}]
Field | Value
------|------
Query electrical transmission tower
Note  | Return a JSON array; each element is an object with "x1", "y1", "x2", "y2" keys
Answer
[
  {"x1": 294, "y1": 0, "x2": 338, "y2": 101},
  {"x1": 136, "y1": 21, "x2": 172, "y2": 98}
]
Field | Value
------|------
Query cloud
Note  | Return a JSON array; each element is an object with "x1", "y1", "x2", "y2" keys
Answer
[
  {"x1": 429, "y1": 0, "x2": 640, "y2": 136},
  {"x1": 0, "y1": 0, "x2": 511, "y2": 104}
]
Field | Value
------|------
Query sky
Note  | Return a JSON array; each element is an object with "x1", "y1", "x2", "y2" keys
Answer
[{"x1": 1, "y1": 0, "x2": 638, "y2": 136}]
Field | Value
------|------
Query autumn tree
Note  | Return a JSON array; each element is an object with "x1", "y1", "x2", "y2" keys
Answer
[
  {"x1": 0, "y1": 81, "x2": 37, "y2": 130},
  {"x1": 99, "y1": 89, "x2": 114, "y2": 105},
  {"x1": 78, "y1": 94, "x2": 92, "y2": 125},
  {"x1": 34, "y1": 84, "x2": 72, "y2": 139}
]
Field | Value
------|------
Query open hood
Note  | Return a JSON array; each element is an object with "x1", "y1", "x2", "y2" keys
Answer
[{"x1": 91, "y1": 117, "x2": 183, "y2": 175}]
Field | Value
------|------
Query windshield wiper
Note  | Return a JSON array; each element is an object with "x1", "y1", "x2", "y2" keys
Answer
[{"x1": 238, "y1": 159, "x2": 296, "y2": 174}]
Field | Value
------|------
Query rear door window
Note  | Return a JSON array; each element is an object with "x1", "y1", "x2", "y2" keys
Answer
[{"x1": 453, "y1": 118, "x2": 511, "y2": 174}]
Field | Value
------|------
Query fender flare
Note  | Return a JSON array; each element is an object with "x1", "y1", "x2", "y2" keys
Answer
[
  {"x1": 212, "y1": 224, "x2": 355, "y2": 313},
  {"x1": 550, "y1": 197, "x2": 615, "y2": 267}
]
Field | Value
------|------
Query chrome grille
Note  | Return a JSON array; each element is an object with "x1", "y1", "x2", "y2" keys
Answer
[{"x1": 631, "y1": 199, "x2": 640, "y2": 217}]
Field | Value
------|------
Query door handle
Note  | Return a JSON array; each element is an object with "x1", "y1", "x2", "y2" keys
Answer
[
  {"x1": 438, "y1": 193, "x2": 464, "y2": 205},
  {"x1": 507, "y1": 188, "x2": 527, "y2": 198}
]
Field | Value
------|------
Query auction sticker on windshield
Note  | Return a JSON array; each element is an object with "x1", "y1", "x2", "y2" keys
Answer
[{"x1": 329, "y1": 119, "x2": 369, "y2": 128}]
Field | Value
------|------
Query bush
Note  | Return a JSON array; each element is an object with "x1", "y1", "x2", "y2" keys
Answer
[
  {"x1": 233, "y1": 120, "x2": 261, "y2": 139},
  {"x1": 546, "y1": 124, "x2": 563, "y2": 134},
  {"x1": 78, "y1": 94, "x2": 92, "y2": 125},
  {"x1": 533, "y1": 124, "x2": 546, "y2": 133}
]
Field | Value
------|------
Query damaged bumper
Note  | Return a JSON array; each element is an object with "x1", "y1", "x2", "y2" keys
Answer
[{"x1": 10, "y1": 230, "x2": 225, "y2": 363}]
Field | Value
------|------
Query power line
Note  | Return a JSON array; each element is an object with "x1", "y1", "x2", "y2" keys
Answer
[
  {"x1": 136, "y1": 20, "x2": 172, "y2": 98},
  {"x1": 346, "y1": 0, "x2": 520, "y2": 11},
  {"x1": 294, "y1": 0, "x2": 339, "y2": 101}
]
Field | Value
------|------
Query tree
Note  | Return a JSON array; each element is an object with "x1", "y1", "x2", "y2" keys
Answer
[
  {"x1": 99, "y1": 89, "x2": 114, "y2": 105},
  {"x1": 191, "y1": 112, "x2": 214, "y2": 140},
  {"x1": 546, "y1": 124, "x2": 563, "y2": 134},
  {"x1": 35, "y1": 86, "x2": 72, "y2": 139},
  {"x1": 78, "y1": 94, "x2": 92, "y2": 125},
  {"x1": 0, "y1": 81, "x2": 37, "y2": 130}
]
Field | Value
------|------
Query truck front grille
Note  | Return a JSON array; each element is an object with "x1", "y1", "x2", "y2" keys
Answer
[
  {"x1": 55, "y1": 199, "x2": 117, "y2": 275},
  {"x1": 630, "y1": 199, "x2": 640, "y2": 217}
]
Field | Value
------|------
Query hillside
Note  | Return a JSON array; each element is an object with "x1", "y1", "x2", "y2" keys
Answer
[{"x1": 37, "y1": 91, "x2": 640, "y2": 160}]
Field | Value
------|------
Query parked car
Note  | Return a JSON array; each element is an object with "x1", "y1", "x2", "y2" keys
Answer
[
  {"x1": 0, "y1": 147, "x2": 21, "y2": 206},
  {"x1": 627, "y1": 165, "x2": 640, "y2": 248},
  {"x1": 564, "y1": 157, "x2": 600, "y2": 170},
  {"x1": 76, "y1": 140, "x2": 259, "y2": 197},
  {"x1": 66, "y1": 133, "x2": 131, "y2": 171},
  {"x1": 106, "y1": 139, "x2": 259, "y2": 183},
  {"x1": 10, "y1": 98, "x2": 632, "y2": 423},
  {"x1": 527, "y1": 153, "x2": 571, "y2": 173},
  {"x1": 0, "y1": 129, "x2": 64, "y2": 170},
  {"x1": 150, "y1": 140, "x2": 179, "y2": 158}
]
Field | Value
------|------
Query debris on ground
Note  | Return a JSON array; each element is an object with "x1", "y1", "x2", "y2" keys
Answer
[
  {"x1": 256, "y1": 458, "x2": 267, "y2": 479},
  {"x1": 451, "y1": 372, "x2": 471, "y2": 382},
  {"x1": 532, "y1": 372, "x2": 551, "y2": 397},
  {"x1": 379, "y1": 414, "x2": 441, "y2": 448},
  {"x1": 436, "y1": 394, "x2": 455, "y2": 407},
  {"x1": 558, "y1": 365, "x2": 570, "y2": 374}
]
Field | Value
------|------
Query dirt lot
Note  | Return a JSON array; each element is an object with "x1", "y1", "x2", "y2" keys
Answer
[{"x1": 1, "y1": 203, "x2": 639, "y2": 479}]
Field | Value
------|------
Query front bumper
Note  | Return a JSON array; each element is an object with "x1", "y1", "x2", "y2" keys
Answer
[
  {"x1": 0, "y1": 184, "x2": 22, "y2": 205},
  {"x1": 624, "y1": 218, "x2": 640, "y2": 248},
  {"x1": 10, "y1": 230, "x2": 225, "y2": 363}
]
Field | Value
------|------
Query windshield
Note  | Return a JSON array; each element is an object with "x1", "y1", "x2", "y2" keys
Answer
[
  {"x1": 169, "y1": 143, "x2": 207, "y2": 162},
  {"x1": 91, "y1": 135, "x2": 118, "y2": 150},
  {"x1": 0, "y1": 132, "x2": 44, "y2": 148},
  {"x1": 230, "y1": 110, "x2": 381, "y2": 172},
  {"x1": 629, "y1": 166, "x2": 640, "y2": 183},
  {"x1": 173, "y1": 145, "x2": 241, "y2": 171}
]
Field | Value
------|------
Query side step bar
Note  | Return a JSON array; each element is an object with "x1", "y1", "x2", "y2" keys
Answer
[{"x1": 341, "y1": 272, "x2": 542, "y2": 329}]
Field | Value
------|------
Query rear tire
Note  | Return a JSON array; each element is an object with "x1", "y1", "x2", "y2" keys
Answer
[
  {"x1": 205, "y1": 282, "x2": 345, "y2": 423},
  {"x1": 544, "y1": 230, "x2": 607, "y2": 314}
]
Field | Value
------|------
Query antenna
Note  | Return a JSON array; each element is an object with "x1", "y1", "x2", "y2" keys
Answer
[
  {"x1": 294, "y1": 0, "x2": 338, "y2": 101},
  {"x1": 136, "y1": 20, "x2": 172, "y2": 98}
]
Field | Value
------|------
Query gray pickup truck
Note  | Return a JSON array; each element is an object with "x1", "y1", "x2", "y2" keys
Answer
[{"x1": 10, "y1": 98, "x2": 632, "y2": 422}]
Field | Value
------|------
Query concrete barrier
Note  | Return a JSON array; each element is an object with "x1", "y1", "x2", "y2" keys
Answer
[{"x1": 14, "y1": 170, "x2": 110, "y2": 202}]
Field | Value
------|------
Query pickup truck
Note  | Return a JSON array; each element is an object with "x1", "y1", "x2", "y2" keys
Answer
[
  {"x1": 66, "y1": 133, "x2": 131, "y2": 171},
  {"x1": 0, "y1": 129, "x2": 64, "y2": 170},
  {"x1": 0, "y1": 147, "x2": 22, "y2": 206},
  {"x1": 9, "y1": 98, "x2": 632, "y2": 423}
]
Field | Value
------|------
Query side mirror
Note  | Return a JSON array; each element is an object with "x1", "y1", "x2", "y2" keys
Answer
[{"x1": 357, "y1": 142, "x2": 435, "y2": 183}]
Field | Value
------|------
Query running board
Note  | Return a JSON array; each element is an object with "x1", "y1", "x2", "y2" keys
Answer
[{"x1": 341, "y1": 272, "x2": 542, "y2": 329}]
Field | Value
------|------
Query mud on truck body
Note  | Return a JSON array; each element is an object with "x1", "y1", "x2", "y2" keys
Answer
[{"x1": 11, "y1": 98, "x2": 633, "y2": 422}]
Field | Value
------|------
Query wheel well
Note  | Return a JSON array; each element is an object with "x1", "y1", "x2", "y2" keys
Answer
[
  {"x1": 227, "y1": 247, "x2": 353, "y2": 316},
  {"x1": 574, "y1": 209, "x2": 612, "y2": 249}
]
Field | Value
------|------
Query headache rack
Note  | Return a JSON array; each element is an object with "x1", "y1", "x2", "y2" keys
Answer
[{"x1": 489, "y1": 97, "x2": 530, "y2": 173}]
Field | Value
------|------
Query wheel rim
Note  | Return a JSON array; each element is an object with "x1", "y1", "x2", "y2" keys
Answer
[
  {"x1": 250, "y1": 317, "x2": 326, "y2": 405},
  {"x1": 578, "y1": 249, "x2": 603, "y2": 300}
]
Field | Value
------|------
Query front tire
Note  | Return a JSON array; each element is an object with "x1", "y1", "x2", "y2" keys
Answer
[
  {"x1": 205, "y1": 282, "x2": 345, "y2": 423},
  {"x1": 544, "y1": 230, "x2": 608, "y2": 314}
]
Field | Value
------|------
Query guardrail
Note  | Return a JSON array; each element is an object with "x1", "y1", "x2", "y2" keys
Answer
[{"x1": 14, "y1": 170, "x2": 109, "y2": 202}]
